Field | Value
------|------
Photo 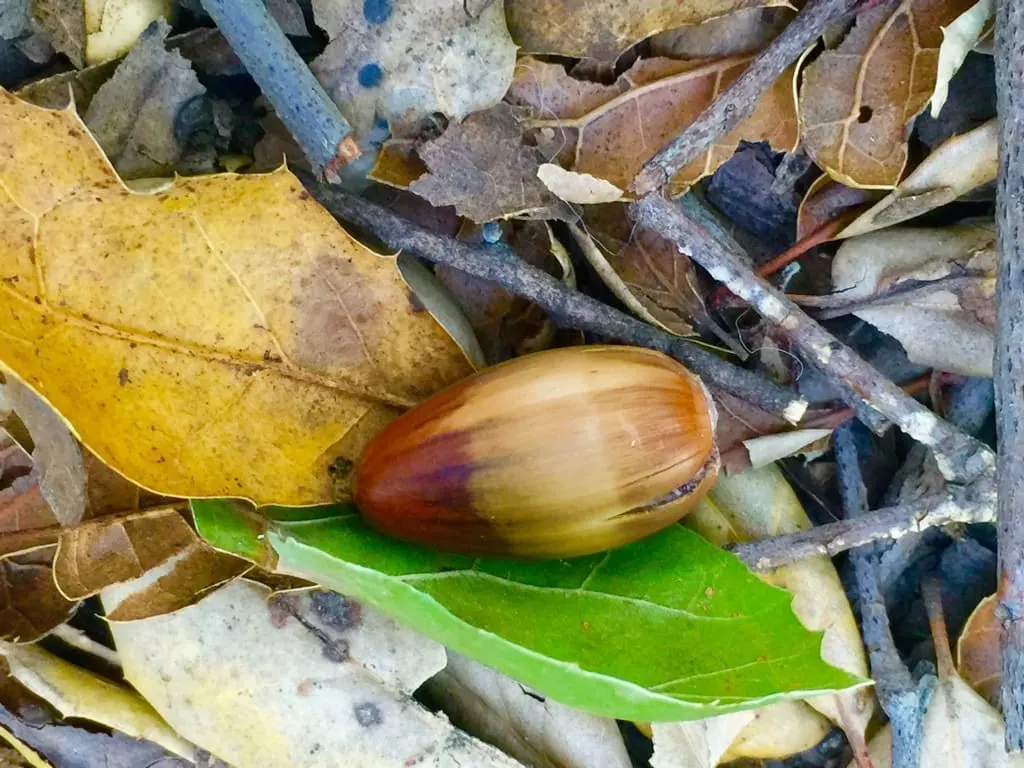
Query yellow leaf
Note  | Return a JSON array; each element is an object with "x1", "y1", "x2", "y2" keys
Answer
[{"x1": 0, "y1": 90, "x2": 473, "y2": 505}]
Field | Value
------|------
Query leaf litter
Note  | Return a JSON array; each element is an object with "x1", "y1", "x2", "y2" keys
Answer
[{"x1": 0, "y1": 1, "x2": 1013, "y2": 766}]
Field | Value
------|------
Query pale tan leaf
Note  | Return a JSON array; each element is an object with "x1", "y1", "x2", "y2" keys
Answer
[
  {"x1": 799, "y1": 0, "x2": 976, "y2": 188},
  {"x1": 311, "y1": 0, "x2": 515, "y2": 137},
  {"x1": 425, "y1": 651, "x2": 631, "y2": 768},
  {"x1": 650, "y1": 712, "x2": 754, "y2": 768},
  {"x1": 931, "y1": 0, "x2": 994, "y2": 117},
  {"x1": 511, "y1": 55, "x2": 798, "y2": 195},
  {"x1": 0, "y1": 90, "x2": 472, "y2": 505},
  {"x1": 0, "y1": 643, "x2": 194, "y2": 759},
  {"x1": 832, "y1": 222, "x2": 997, "y2": 375},
  {"x1": 720, "y1": 701, "x2": 831, "y2": 760},
  {"x1": 839, "y1": 119, "x2": 998, "y2": 238},
  {"x1": 742, "y1": 428, "x2": 833, "y2": 468},
  {"x1": 505, "y1": 0, "x2": 786, "y2": 60},
  {"x1": 537, "y1": 164, "x2": 623, "y2": 204}
]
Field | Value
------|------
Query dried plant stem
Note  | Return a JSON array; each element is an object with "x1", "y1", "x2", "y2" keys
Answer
[
  {"x1": 995, "y1": 0, "x2": 1024, "y2": 751},
  {"x1": 632, "y1": 195, "x2": 995, "y2": 484},
  {"x1": 838, "y1": 426, "x2": 931, "y2": 768},
  {"x1": 630, "y1": 0, "x2": 867, "y2": 196},
  {"x1": 199, "y1": 0, "x2": 358, "y2": 178},
  {"x1": 298, "y1": 177, "x2": 808, "y2": 421}
]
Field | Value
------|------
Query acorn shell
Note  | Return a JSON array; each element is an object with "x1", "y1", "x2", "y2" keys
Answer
[{"x1": 353, "y1": 345, "x2": 718, "y2": 558}]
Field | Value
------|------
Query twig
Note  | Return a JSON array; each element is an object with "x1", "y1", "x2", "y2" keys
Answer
[
  {"x1": 199, "y1": 0, "x2": 358, "y2": 179},
  {"x1": 838, "y1": 424, "x2": 930, "y2": 768},
  {"x1": 732, "y1": 475, "x2": 996, "y2": 570},
  {"x1": 632, "y1": 195, "x2": 995, "y2": 484},
  {"x1": 995, "y1": 0, "x2": 1024, "y2": 751},
  {"x1": 298, "y1": 176, "x2": 808, "y2": 421},
  {"x1": 630, "y1": 0, "x2": 866, "y2": 196}
]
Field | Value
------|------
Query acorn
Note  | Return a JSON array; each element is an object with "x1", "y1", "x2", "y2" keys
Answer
[{"x1": 353, "y1": 346, "x2": 719, "y2": 558}]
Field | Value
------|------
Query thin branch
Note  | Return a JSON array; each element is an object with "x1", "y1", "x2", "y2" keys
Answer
[
  {"x1": 838, "y1": 424, "x2": 929, "y2": 768},
  {"x1": 995, "y1": 0, "x2": 1024, "y2": 751},
  {"x1": 631, "y1": 195, "x2": 995, "y2": 485},
  {"x1": 630, "y1": 0, "x2": 867, "y2": 196},
  {"x1": 298, "y1": 176, "x2": 808, "y2": 422},
  {"x1": 732, "y1": 475, "x2": 996, "y2": 570},
  {"x1": 199, "y1": 0, "x2": 358, "y2": 179}
]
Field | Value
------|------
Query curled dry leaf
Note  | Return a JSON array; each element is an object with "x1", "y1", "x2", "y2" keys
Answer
[
  {"x1": 832, "y1": 221, "x2": 997, "y2": 376},
  {"x1": 504, "y1": 0, "x2": 784, "y2": 60},
  {"x1": 32, "y1": 0, "x2": 175, "y2": 68},
  {"x1": 311, "y1": 0, "x2": 516, "y2": 137},
  {"x1": 0, "y1": 643, "x2": 194, "y2": 759},
  {"x1": 0, "y1": 89, "x2": 472, "y2": 505},
  {"x1": 409, "y1": 104, "x2": 574, "y2": 222},
  {"x1": 839, "y1": 119, "x2": 998, "y2": 238},
  {"x1": 957, "y1": 593, "x2": 999, "y2": 706},
  {"x1": 799, "y1": 0, "x2": 976, "y2": 188},
  {"x1": 537, "y1": 164, "x2": 623, "y2": 204},
  {"x1": 796, "y1": 174, "x2": 882, "y2": 241},
  {"x1": 0, "y1": 551, "x2": 78, "y2": 643},
  {"x1": 425, "y1": 651, "x2": 631, "y2": 768},
  {"x1": 683, "y1": 466, "x2": 874, "y2": 757},
  {"x1": 649, "y1": 7, "x2": 792, "y2": 59},
  {"x1": 103, "y1": 580, "x2": 522, "y2": 768},
  {"x1": 53, "y1": 506, "x2": 249, "y2": 621},
  {"x1": 931, "y1": 0, "x2": 994, "y2": 117},
  {"x1": 510, "y1": 55, "x2": 798, "y2": 195}
]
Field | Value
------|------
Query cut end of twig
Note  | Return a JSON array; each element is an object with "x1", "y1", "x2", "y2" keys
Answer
[
  {"x1": 631, "y1": 165, "x2": 668, "y2": 197},
  {"x1": 322, "y1": 136, "x2": 362, "y2": 183}
]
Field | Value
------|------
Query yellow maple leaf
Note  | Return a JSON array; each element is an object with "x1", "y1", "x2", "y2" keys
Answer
[{"x1": 0, "y1": 89, "x2": 472, "y2": 505}]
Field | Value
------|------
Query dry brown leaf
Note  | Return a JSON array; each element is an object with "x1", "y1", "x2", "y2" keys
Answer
[
  {"x1": 311, "y1": 0, "x2": 515, "y2": 137},
  {"x1": 53, "y1": 506, "x2": 248, "y2": 622},
  {"x1": 831, "y1": 221, "x2": 997, "y2": 375},
  {"x1": 0, "y1": 89, "x2": 472, "y2": 505},
  {"x1": 576, "y1": 204, "x2": 706, "y2": 336},
  {"x1": 796, "y1": 175, "x2": 883, "y2": 241},
  {"x1": 504, "y1": 0, "x2": 784, "y2": 60},
  {"x1": 409, "y1": 104, "x2": 574, "y2": 222},
  {"x1": 649, "y1": 7, "x2": 792, "y2": 59},
  {"x1": 511, "y1": 55, "x2": 798, "y2": 195},
  {"x1": 799, "y1": 0, "x2": 976, "y2": 188},
  {"x1": 957, "y1": 593, "x2": 1000, "y2": 707},
  {"x1": 0, "y1": 550, "x2": 77, "y2": 643},
  {"x1": 839, "y1": 118, "x2": 998, "y2": 238}
]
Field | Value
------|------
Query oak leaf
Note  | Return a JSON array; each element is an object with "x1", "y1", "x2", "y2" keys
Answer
[
  {"x1": 505, "y1": 0, "x2": 785, "y2": 60},
  {"x1": 0, "y1": 89, "x2": 472, "y2": 505},
  {"x1": 799, "y1": 0, "x2": 976, "y2": 188},
  {"x1": 510, "y1": 56, "x2": 798, "y2": 195}
]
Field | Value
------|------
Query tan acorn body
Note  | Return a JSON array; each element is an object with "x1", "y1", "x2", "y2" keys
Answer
[{"x1": 353, "y1": 346, "x2": 719, "y2": 558}]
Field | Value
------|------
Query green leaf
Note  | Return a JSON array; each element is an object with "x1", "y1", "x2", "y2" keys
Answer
[{"x1": 193, "y1": 499, "x2": 865, "y2": 721}]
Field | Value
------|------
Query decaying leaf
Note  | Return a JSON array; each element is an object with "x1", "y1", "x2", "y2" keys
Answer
[
  {"x1": 831, "y1": 221, "x2": 997, "y2": 376},
  {"x1": 2, "y1": 379, "x2": 85, "y2": 528},
  {"x1": 573, "y1": 205, "x2": 705, "y2": 336},
  {"x1": 0, "y1": 89, "x2": 472, "y2": 505},
  {"x1": 311, "y1": 0, "x2": 516, "y2": 138},
  {"x1": 511, "y1": 55, "x2": 798, "y2": 195},
  {"x1": 409, "y1": 104, "x2": 574, "y2": 222},
  {"x1": 839, "y1": 119, "x2": 998, "y2": 238},
  {"x1": 799, "y1": 0, "x2": 976, "y2": 188},
  {"x1": 649, "y1": 7, "x2": 792, "y2": 59},
  {"x1": 796, "y1": 175, "x2": 882, "y2": 241},
  {"x1": 504, "y1": 0, "x2": 784, "y2": 60},
  {"x1": 83, "y1": 20, "x2": 207, "y2": 179},
  {"x1": 0, "y1": 643, "x2": 194, "y2": 759},
  {"x1": 931, "y1": 0, "x2": 994, "y2": 117},
  {"x1": 53, "y1": 506, "x2": 248, "y2": 621},
  {"x1": 957, "y1": 593, "x2": 999, "y2": 706},
  {"x1": 103, "y1": 579, "x2": 522, "y2": 768},
  {"x1": 683, "y1": 466, "x2": 874, "y2": 758},
  {"x1": 0, "y1": 551, "x2": 78, "y2": 643},
  {"x1": 425, "y1": 651, "x2": 631, "y2": 768},
  {"x1": 31, "y1": 0, "x2": 174, "y2": 68},
  {"x1": 651, "y1": 711, "x2": 754, "y2": 768},
  {"x1": 742, "y1": 428, "x2": 833, "y2": 469},
  {"x1": 537, "y1": 164, "x2": 623, "y2": 204}
]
